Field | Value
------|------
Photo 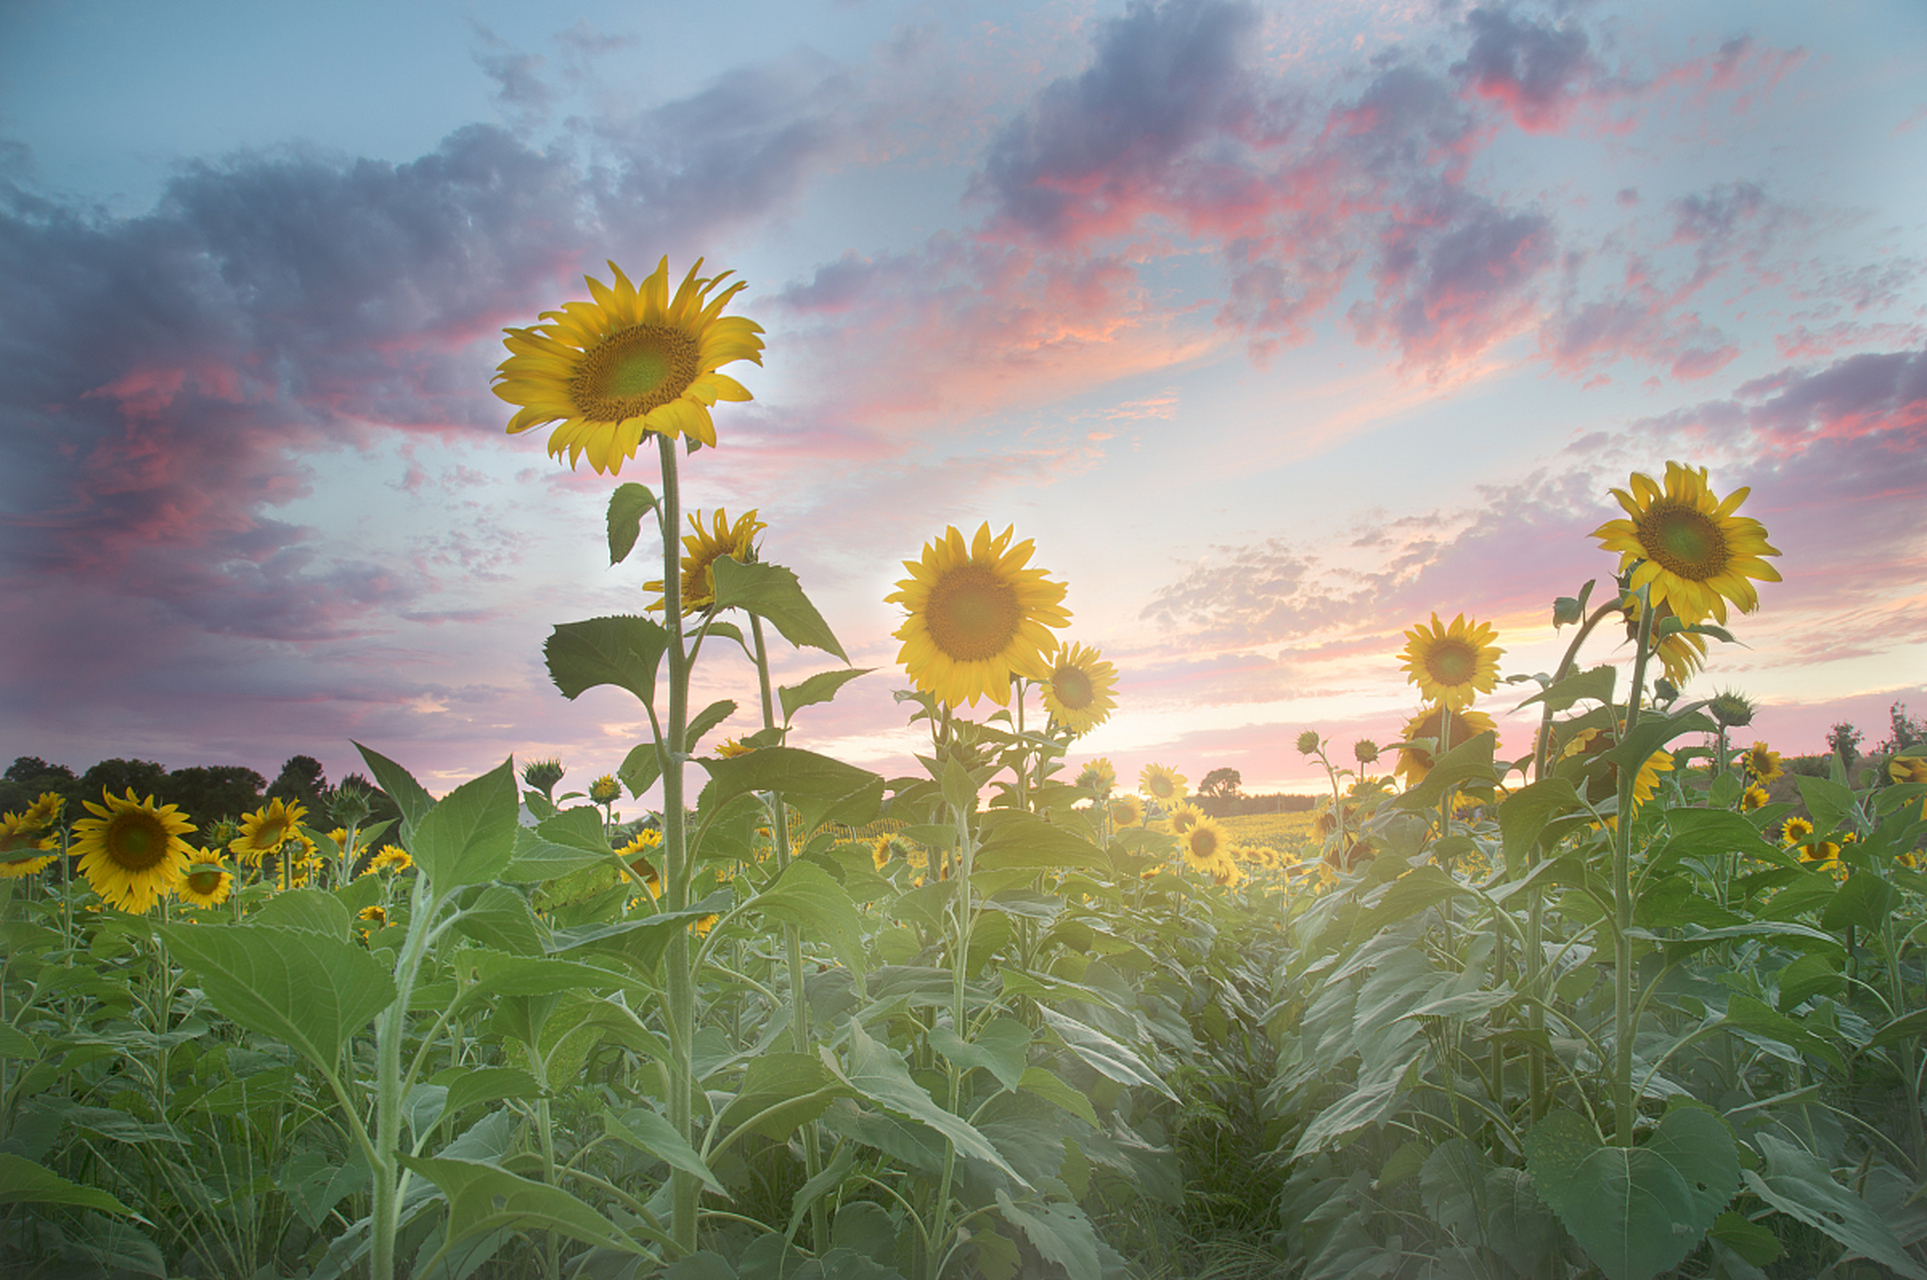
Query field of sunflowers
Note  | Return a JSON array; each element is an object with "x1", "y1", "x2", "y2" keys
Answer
[{"x1": 4, "y1": 258, "x2": 1925, "y2": 1280}]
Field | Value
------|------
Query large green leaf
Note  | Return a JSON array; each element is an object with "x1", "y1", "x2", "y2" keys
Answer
[
  {"x1": 411, "y1": 759, "x2": 519, "y2": 892},
  {"x1": 356, "y1": 742, "x2": 435, "y2": 842},
  {"x1": 544, "y1": 615, "x2": 670, "y2": 708},
  {"x1": 1498, "y1": 777, "x2": 1583, "y2": 872},
  {"x1": 398, "y1": 1154, "x2": 647, "y2": 1257},
  {"x1": 1821, "y1": 870, "x2": 1897, "y2": 932},
  {"x1": 605, "y1": 482, "x2": 657, "y2": 565},
  {"x1": 1035, "y1": 1005, "x2": 1177, "y2": 1102},
  {"x1": 929, "y1": 1017, "x2": 1031, "y2": 1094},
  {"x1": 697, "y1": 747, "x2": 881, "y2": 816},
  {"x1": 0, "y1": 1153, "x2": 135, "y2": 1214},
  {"x1": 1524, "y1": 1107, "x2": 1738, "y2": 1280},
  {"x1": 1793, "y1": 773, "x2": 1859, "y2": 835},
  {"x1": 744, "y1": 859, "x2": 868, "y2": 978},
  {"x1": 605, "y1": 1106, "x2": 726, "y2": 1196},
  {"x1": 710, "y1": 1052, "x2": 850, "y2": 1147},
  {"x1": 1744, "y1": 1134, "x2": 1927, "y2": 1280},
  {"x1": 156, "y1": 924, "x2": 396, "y2": 1074},
  {"x1": 501, "y1": 806, "x2": 612, "y2": 883},
  {"x1": 448, "y1": 887, "x2": 549, "y2": 955},
  {"x1": 778, "y1": 668, "x2": 874, "y2": 723},
  {"x1": 835, "y1": 1023, "x2": 1024, "y2": 1183},
  {"x1": 252, "y1": 888, "x2": 352, "y2": 938},
  {"x1": 710, "y1": 556, "x2": 848, "y2": 661},
  {"x1": 994, "y1": 1190, "x2": 1099, "y2": 1280},
  {"x1": 1387, "y1": 731, "x2": 1499, "y2": 814},
  {"x1": 976, "y1": 810, "x2": 1109, "y2": 874},
  {"x1": 1517, "y1": 663, "x2": 1616, "y2": 714}
]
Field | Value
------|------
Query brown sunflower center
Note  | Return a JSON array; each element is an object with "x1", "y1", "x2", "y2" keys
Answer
[
  {"x1": 1190, "y1": 827, "x2": 1220, "y2": 860},
  {"x1": 1424, "y1": 639, "x2": 1479, "y2": 685},
  {"x1": 924, "y1": 564, "x2": 1022, "y2": 662},
  {"x1": 187, "y1": 869, "x2": 222, "y2": 894},
  {"x1": 1052, "y1": 664, "x2": 1094, "y2": 709},
  {"x1": 1635, "y1": 502, "x2": 1728, "y2": 581},
  {"x1": 107, "y1": 814, "x2": 170, "y2": 872},
  {"x1": 570, "y1": 324, "x2": 701, "y2": 422}
]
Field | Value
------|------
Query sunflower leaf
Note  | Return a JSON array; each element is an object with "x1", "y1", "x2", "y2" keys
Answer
[
  {"x1": 779, "y1": 668, "x2": 875, "y2": 723},
  {"x1": 545, "y1": 615, "x2": 670, "y2": 711},
  {"x1": 0, "y1": 1152, "x2": 136, "y2": 1215},
  {"x1": 606, "y1": 483, "x2": 658, "y2": 565},
  {"x1": 354, "y1": 743, "x2": 435, "y2": 844},
  {"x1": 711, "y1": 556, "x2": 848, "y2": 662},
  {"x1": 410, "y1": 760, "x2": 519, "y2": 892}
]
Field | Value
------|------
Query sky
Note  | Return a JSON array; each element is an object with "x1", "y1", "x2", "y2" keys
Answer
[{"x1": 2, "y1": 0, "x2": 1924, "y2": 802}]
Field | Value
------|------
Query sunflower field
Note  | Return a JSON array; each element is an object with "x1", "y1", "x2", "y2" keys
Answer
[{"x1": 3, "y1": 259, "x2": 1926, "y2": 1280}]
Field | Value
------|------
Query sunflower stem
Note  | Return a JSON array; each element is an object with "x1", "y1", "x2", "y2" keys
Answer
[{"x1": 1612, "y1": 591, "x2": 1657, "y2": 1146}]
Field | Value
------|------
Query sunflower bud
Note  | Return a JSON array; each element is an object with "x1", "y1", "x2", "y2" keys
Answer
[
  {"x1": 1653, "y1": 677, "x2": 1679, "y2": 705},
  {"x1": 331, "y1": 780, "x2": 373, "y2": 829},
  {"x1": 1353, "y1": 739, "x2": 1380, "y2": 765},
  {"x1": 588, "y1": 774, "x2": 622, "y2": 805},
  {"x1": 522, "y1": 758, "x2": 566, "y2": 800},
  {"x1": 1709, "y1": 690, "x2": 1756, "y2": 729},
  {"x1": 1296, "y1": 730, "x2": 1323, "y2": 755},
  {"x1": 1552, "y1": 595, "x2": 1583, "y2": 627}
]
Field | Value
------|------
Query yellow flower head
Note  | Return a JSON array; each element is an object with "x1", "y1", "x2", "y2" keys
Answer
[
  {"x1": 1395, "y1": 706, "x2": 1499, "y2": 788},
  {"x1": 494, "y1": 258, "x2": 764, "y2": 473},
  {"x1": 21, "y1": 792, "x2": 64, "y2": 832},
  {"x1": 1624, "y1": 598, "x2": 1707, "y2": 689},
  {"x1": 887, "y1": 524, "x2": 1071, "y2": 709},
  {"x1": 1041, "y1": 642, "x2": 1118, "y2": 736},
  {"x1": 363, "y1": 844, "x2": 413, "y2": 876},
  {"x1": 713, "y1": 737, "x2": 756, "y2": 759},
  {"x1": 1398, "y1": 612, "x2": 1504, "y2": 710},
  {"x1": 1741, "y1": 785, "x2": 1770, "y2": 812},
  {"x1": 229, "y1": 797, "x2": 306, "y2": 865},
  {"x1": 0, "y1": 811, "x2": 58, "y2": 879},
  {"x1": 72, "y1": 788, "x2": 196, "y2": 913},
  {"x1": 1107, "y1": 795, "x2": 1144, "y2": 828},
  {"x1": 1074, "y1": 758, "x2": 1116, "y2": 797},
  {"x1": 1560, "y1": 723, "x2": 1673, "y2": 813},
  {"x1": 359, "y1": 904, "x2": 388, "y2": 926},
  {"x1": 1780, "y1": 816, "x2": 1813, "y2": 846},
  {"x1": 1593, "y1": 461, "x2": 1782, "y2": 625},
  {"x1": 645, "y1": 508, "x2": 767, "y2": 615},
  {"x1": 872, "y1": 832, "x2": 923, "y2": 873},
  {"x1": 177, "y1": 861, "x2": 234, "y2": 908},
  {"x1": 1891, "y1": 755, "x2": 1927, "y2": 818},
  {"x1": 1181, "y1": 817, "x2": 1230, "y2": 873},
  {"x1": 615, "y1": 830, "x2": 664, "y2": 896},
  {"x1": 589, "y1": 775, "x2": 622, "y2": 805},
  {"x1": 1166, "y1": 801, "x2": 1207, "y2": 839},
  {"x1": 1139, "y1": 764, "x2": 1187, "y2": 804},
  {"x1": 1743, "y1": 742, "x2": 1784, "y2": 784}
]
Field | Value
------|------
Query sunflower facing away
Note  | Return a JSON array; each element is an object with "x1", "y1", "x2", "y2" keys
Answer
[
  {"x1": 494, "y1": 258, "x2": 765, "y2": 474},
  {"x1": 1139, "y1": 764, "x2": 1187, "y2": 804},
  {"x1": 1593, "y1": 461, "x2": 1782, "y2": 626},
  {"x1": 229, "y1": 797, "x2": 306, "y2": 866},
  {"x1": 1041, "y1": 642, "x2": 1118, "y2": 735},
  {"x1": 646, "y1": 508, "x2": 768, "y2": 615},
  {"x1": 72, "y1": 789, "x2": 195, "y2": 913},
  {"x1": 1624, "y1": 598, "x2": 1707, "y2": 689},
  {"x1": 888, "y1": 524, "x2": 1071, "y2": 708},
  {"x1": 1394, "y1": 706, "x2": 1499, "y2": 788},
  {"x1": 1399, "y1": 613, "x2": 1504, "y2": 710}
]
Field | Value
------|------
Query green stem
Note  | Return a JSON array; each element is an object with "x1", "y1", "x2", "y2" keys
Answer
[
  {"x1": 371, "y1": 871, "x2": 435, "y2": 1280},
  {"x1": 1612, "y1": 594, "x2": 1657, "y2": 1146}
]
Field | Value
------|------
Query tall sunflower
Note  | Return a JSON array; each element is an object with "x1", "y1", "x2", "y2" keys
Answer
[
  {"x1": 1394, "y1": 706, "x2": 1498, "y2": 788},
  {"x1": 1561, "y1": 725, "x2": 1675, "y2": 812},
  {"x1": 887, "y1": 524, "x2": 1071, "y2": 708},
  {"x1": 229, "y1": 797, "x2": 306, "y2": 866},
  {"x1": 72, "y1": 789, "x2": 195, "y2": 913},
  {"x1": 1074, "y1": 758, "x2": 1116, "y2": 798},
  {"x1": 1041, "y1": 642, "x2": 1118, "y2": 735},
  {"x1": 645, "y1": 508, "x2": 767, "y2": 615},
  {"x1": 1139, "y1": 764, "x2": 1187, "y2": 804},
  {"x1": 1593, "y1": 462, "x2": 1782, "y2": 625},
  {"x1": 1398, "y1": 613, "x2": 1504, "y2": 710},
  {"x1": 494, "y1": 258, "x2": 765, "y2": 474}
]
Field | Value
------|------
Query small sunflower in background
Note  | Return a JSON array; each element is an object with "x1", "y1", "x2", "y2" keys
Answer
[
  {"x1": 1561, "y1": 724, "x2": 1674, "y2": 812},
  {"x1": 363, "y1": 844, "x2": 413, "y2": 876},
  {"x1": 1041, "y1": 642, "x2": 1118, "y2": 735},
  {"x1": 1780, "y1": 816, "x2": 1814, "y2": 847},
  {"x1": 1593, "y1": 461, "x2": 1782, "y2": 625},
  {"x1": 1074, "y1": 758, "x2": 1116, "y2": 797},
  {"x1": 1394, "y1": 706, "x2": 1498, "y2": 787},
  {"x1": 176, "y1": 861, "x2": 234, "y2": 908},
  {"x1": 888, "y1": 523, "x2": 1071, "y2": 709},
  {"x1": 1165, "y1": 801, "x2": 1207, "y2": 838},
  {"x1": 1891, "y1": 755, "x2": 1927, "y2": 818},
  {"x1": 646, "y1": 508, "x2": 767, "y2": 615},
  {"x1": 1743, "y1": 742, "x2": 1784, "y2": 784},
  {"x1": 72, "y1": 789, "x2": 196, "y2": 913},
  {"x1": 1741, "y1": 785, "x2": 1770, "y2": 812},
  {"x1": 494, "y1": 258, "x2": 765, "y2": 473},
  {"x1": 0, "y1": 808, "x2": 59, "y2": 879},
  {"x1": 1181, "y1": 817, "x2": 1230, "y2": 875},
  {"x1": 1107, "y1": 795, "x2": 1144, "y2": 828},
  {"x1": 1398, "y1": 613, "x2": 1504, "y2": 710},
  {"x1": 871, "y1": 832, "x2": 924, "y2": 873},
  {"x1": 713, "y1": 737, "x2": 756, "y2": 759},
  {"x1": 1139, "y1": 764, "x2": 1186, "y2": 805},
  {"x1": 229, "y1": 797, "x2": 306, "y2": 866},
  {"x1": 589, "y1": 775, "x2": 622, "y2": 805}
]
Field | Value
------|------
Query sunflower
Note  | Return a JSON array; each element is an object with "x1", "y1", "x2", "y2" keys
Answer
[
  {"x1": 176, "y1": 862, "x2": 234, "y2": 908},
  {"x1": 229, "y1": 797, "x2": 306, "y2": 866},
  {"x1": 1074, "y1": 758, "x2": 1116, "y2": 797},
  {"x1": 1891, "y1": 755, "x2": 1927, "y2": 818},
  {"x1": 1593, "y1": 461, "x2": 1782, "y2": 626},
  {"x1": 589, "y1": 775, "x2": 622, "y2": 805},
  {"x1": 21, "y1": 792, "x2": 64, "y2": 831},
  {"x1": 71, "y1": 789, "x2": 195, "y2": 913},
  {"x1": 494, "y1": 258, "x2": 765, "y2": 474},
  {"x1": 1780, "y1": 816, "x2": 1814, "y2": 846},
  {"x1": 645, "y1": 509, "x2": 767, "y2": 615},
  {"x1": 1394, "y1": 706, "x2": 1499, "y2": 788},
  {"x1": 1041, "y1": 643, "x2": 1118, "y2": 735},
  {"x1": 713, "y1": 737, "x2": 756, "y2": 759},
  {"x1": 888, "y1": 524, "x2": 1071, "y2": 708},
  {"x1": 0, "y1": 812, "x2": 57, "y2": 879},
  {"x1": 1560, "y1": 724, "x2": 1674, "y2": 811},
  {"x1": 1741, "y1": 785, "x2": 1770, "y2": 812},
  {"x1": 364, "y1": 844, "x2": 413, "y2": 876},
  {"x1": 615, "y1": 831, "x2": 664, "y2": 896},
  {"x1": 1205, "y1": 856, "x2": 1243, "y2": 888},
  {"x1": 1623, "y1": 598, "x2": 1708, "y2": 689},
  {"x1": 1107, "y1": 795, "x2": 1145, "y2": 828},
  {"x1": 1166, "y1": 801, "x2": 1207, "y2": 838},
  {"x1": 1139, "y1": 764, "x2": 1187, "y2": 804},
  {"x1": 1742, "y1": 742, "x2": 1784, "y2": 784},
  {"x1": 1398, "y1": 613, "x2": 1504, "y2": 710},
  {"x1": 1181, "y1": 817, "x2": 1230, "y2": 873},
  {"x1": 872, "y1": 832, "x2": 923, "y2": 873}
]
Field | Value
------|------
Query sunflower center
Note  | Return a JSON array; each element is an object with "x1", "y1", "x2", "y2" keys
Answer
[
  {"x1": 108, "y1": 815, "x2": 169, "y2": 872},
  {"x1": 1425, "y1": 639, "x2": 1478, "y2": 685},
  {"x1": 924, "y1": 565, "x2": 1023, "y2": 662},
  {"x1": 571, "y1": 325, "x2": 701, "y2": 422},
  {"x1": 1191, "y1": 828, "x2": 1220, "y2": 860},
  {"x1": 1636, "y1": 503, "x2": 1728, "y2": 581},
  {"x1": 1053, "y1": 665, "x2": 1094, "y2": 709},
  {"x1": 187, "y1": 870, "x2": 222, "y2": 894}
]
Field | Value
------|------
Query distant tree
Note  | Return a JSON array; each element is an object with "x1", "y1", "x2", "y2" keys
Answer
[
  {"x1": 1198, "y1": 767, "x2": 1243, "y2": 800},
  {"x1": 268, "y1": 755, "x2": 332, "y2": 821},
  {"x1": 1826, "y1": 722, "x2": 1863, "y2": 765},
  {"x1": 78, "y1": 758, "x2": 170, "y2": 803},
  {"x1": 163, "y1": 765, "x2": 268, "y2": 829},
  {"x1": 0, "y1": 757, "x2": 77, "y2": 815},
  {"x1": 1877, "y1": 701, "x2": 1923, "y2": 755}
]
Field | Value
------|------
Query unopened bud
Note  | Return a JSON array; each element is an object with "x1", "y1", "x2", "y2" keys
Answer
[{"x1": 1296, "y1": 730, "x2": 1323, "y2": 756}]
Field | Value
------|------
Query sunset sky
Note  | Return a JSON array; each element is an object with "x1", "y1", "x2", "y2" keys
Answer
[{"x1": 3, "y1": 0, "x2": 1923, "y2": 802}]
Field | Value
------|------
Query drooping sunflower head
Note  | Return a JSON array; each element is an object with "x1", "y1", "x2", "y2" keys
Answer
[
  {"x1": 72, "y1": 788, "x2": 195, "y2": 914},
  {"x1": 1891, "y1": 755, "x2": 1927, "y2": 786},
  {"x1": 872, "y1": 832, "x2": 923, "y2": 873},
  {"x1": 1182, "y1": 817, "x2": 1229, "y2": 872},
  {"x1": 228, "y1": 797, "x2": 306, "y2": 865},
  {"x1": 177, "y1": 861, "x2": 234, "y2": 908},
  {"x1": 1743, "y1": 742, "x2": 1784, "y2": 784},
  {"x1": 887, "y1": 524, "x2": 1071, "y2": 709},
  {"x1": 1708, "y1": 689, "x2": 1757, "y2": 729},
  {"x1": 1041, "y1": 642, "x2": 1118, "y2": 736},
  {"x1": 1622, "y1": 597, "x2": 1709, "y2": 690},
  {"x1": 21, "y1": 792, "x2": 64, "y2": 832},
  {"x1": 495, "y1": 258, "x2": 765, "y2": 474},
  {"x1": 1138, "y1": 764, "x2": 1187, "y2": 805},
  {"x1": 1741, "y1": 784, "x2": 1770, "y2": 812},
  {"x1": 1394, "y1": 706, "x2": 1499, "y2": 787},
  {"x1": 646, "y1": 509, "x2": 768, "y2": 615},
  {"x1": 1593, "y1": 461, "x2": 1782, "y2": 625},
  {"x1": 614, "y1": 832, "x2": 663, "y2": 897},
  {"x1": 1107, "y1": 795, "x2": 1144, "y2": 828},
  {"x1": 1074, "y1": 758, "x2": 1117, "y2": 798},
  {"x1": 1558, "y1": 720, "x2": 1673, "y2": 814},
  {"x1": 1398, "y1": 612, "x2": 1504, "y2": 711}
]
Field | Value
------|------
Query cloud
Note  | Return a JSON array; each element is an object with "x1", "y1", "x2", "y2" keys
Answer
[{"x1": 1454, "y1": 6, "x2": 1601, "y2": 133}]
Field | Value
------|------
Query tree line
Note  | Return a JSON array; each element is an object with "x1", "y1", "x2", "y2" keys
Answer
[{"x1": 0, "y1": 754, "x2": 400, "y2": 836}]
